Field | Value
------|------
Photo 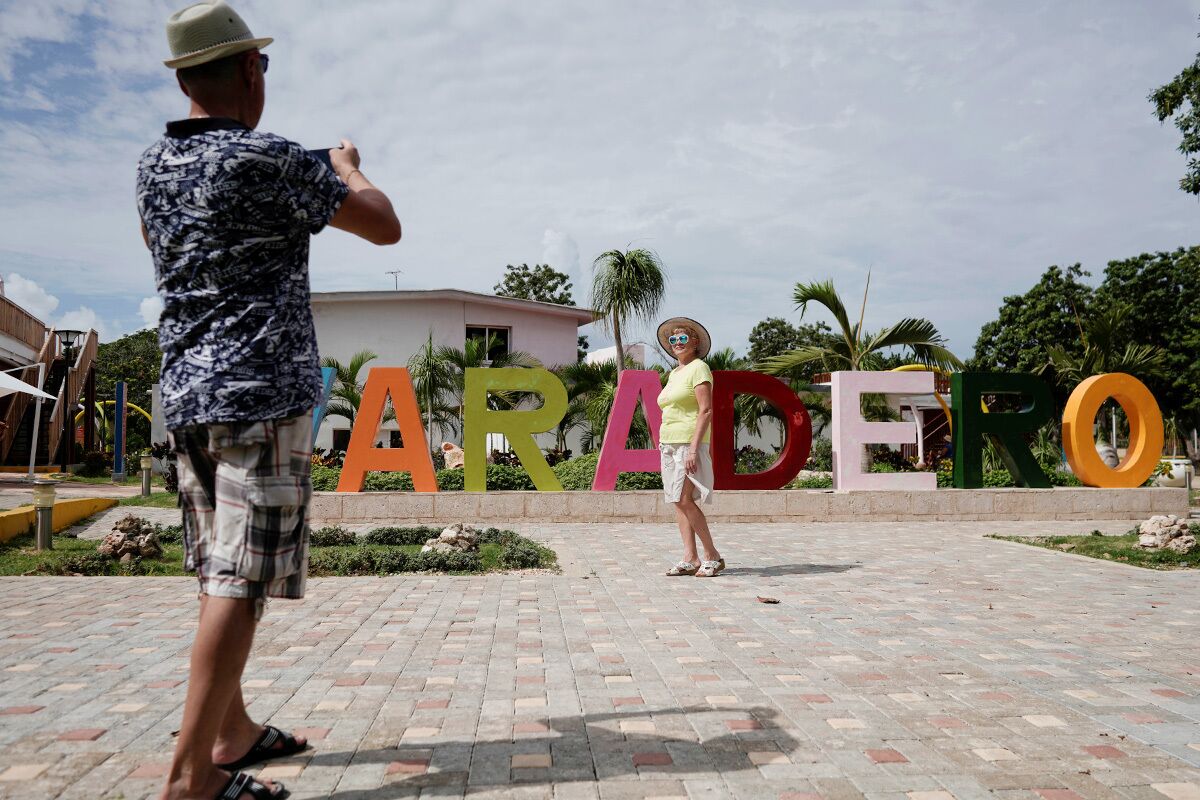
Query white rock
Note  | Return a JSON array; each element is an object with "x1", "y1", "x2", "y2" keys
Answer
[{"x1": 1165, "y1": 535, "x2": 1196, "y2": 555}]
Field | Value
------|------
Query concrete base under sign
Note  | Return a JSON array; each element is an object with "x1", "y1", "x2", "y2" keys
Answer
[{"x1": 310, "y1": 487, "x2": 1189, "y2": 525}]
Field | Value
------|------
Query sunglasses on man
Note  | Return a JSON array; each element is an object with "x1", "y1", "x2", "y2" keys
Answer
[{"x1": 668, "y1": 334, "x2": 690, "y2": 345}]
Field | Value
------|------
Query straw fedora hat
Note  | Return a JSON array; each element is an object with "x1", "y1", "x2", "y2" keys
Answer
[
  {"x1": 163, "y1": 0, "x2": 272, "y2": 69},
  {"x1": 657, "y1": 317, "x2": 712, "y2": 360}
]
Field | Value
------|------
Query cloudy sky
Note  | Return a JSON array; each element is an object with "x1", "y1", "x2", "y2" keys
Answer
[{"x1": 1, "y1": 0, "x2": 1197, "y2": 360}]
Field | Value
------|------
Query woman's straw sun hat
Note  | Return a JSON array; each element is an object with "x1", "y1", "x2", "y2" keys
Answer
[
  {"x1": 657, "y1": 317, "x2": 712, "y2": 359},
  {"x1": 163, "y1": 0, "x2": 272, "y2": 69}
]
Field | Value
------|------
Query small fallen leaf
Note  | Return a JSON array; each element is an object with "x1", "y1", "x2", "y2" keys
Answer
[{"x1": 756, "y1": 596, "x2": 779, "y2": 604}]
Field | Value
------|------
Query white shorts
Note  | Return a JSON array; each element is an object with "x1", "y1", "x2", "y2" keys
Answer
[{"x1": 660, "y1": 442, "x2": 714, "y2": 505}]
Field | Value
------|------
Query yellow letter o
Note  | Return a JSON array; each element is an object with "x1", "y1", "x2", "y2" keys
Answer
[{"x1": 1062, "y1": 373, "x2": 1163, "y2": 488}]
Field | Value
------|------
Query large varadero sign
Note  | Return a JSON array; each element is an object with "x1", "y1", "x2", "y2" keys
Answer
[{"x1": 333, "y1": 368, "x2": 1164, "y2": 493}]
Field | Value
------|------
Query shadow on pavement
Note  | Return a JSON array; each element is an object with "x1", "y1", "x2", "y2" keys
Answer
[
  {"x1": 719, "y1": 563, "x2": 859, "y2": 577},
  {"x1": 314, "y1": 704, "x2": 799, "y2": 797}
]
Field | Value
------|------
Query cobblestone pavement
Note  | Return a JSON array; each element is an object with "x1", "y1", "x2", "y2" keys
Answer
[{"x1": 1, "y1": 520, "x2": 1198, "y2": 799}]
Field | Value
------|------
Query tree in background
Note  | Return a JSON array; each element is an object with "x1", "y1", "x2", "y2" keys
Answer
[
  {"x1": 407, "y1": 331, "x2": 460, "y2": 446},
  {"x1": 759, "y1": 276, "x2": 963, "y2": 377},
  {"x1": 321, "y1": 350, "x2": 390, "y2": 427},
  {"x1": 590, "y1": 248, "x2": 667, "y2": 375},
  {"x1": 1150, "y1": 25, "x2": 1200, "y2": 194},
  {"x1": 970, "y1": 265, "x2": 1094, "y2": 375},
  {"x1": 1095, "y1": 247, "x2": 1200, "y2": 429},
  {"x1": 494, "y1": 263, "x2": 575, "y2": 305},
  {"x1": 94, "y1": 328, "x2": 161, "y2": 452}
]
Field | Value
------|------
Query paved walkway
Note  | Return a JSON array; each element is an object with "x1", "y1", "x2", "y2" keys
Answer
[{"x1": 1, "y1": 521, "x2": 1198, "y2": 799}]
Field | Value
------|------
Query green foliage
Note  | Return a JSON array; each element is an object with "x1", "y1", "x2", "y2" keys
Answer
[
  {"x1": 970, "y1": 264, "x2": 1094, "y2": 375},
  {"x1": 320, "y1": 350, "x2": 385, "y2": 426},
  {"x1": 312, "y1": 464, "x2": 340, "y2": 491},
  {"x1": 760, "y1": 275, "x2": 963, "y2": 379},
  {"x1": 494, "y1": 263, "x2": 575, "y2": 305},
  {"x1": 590, "y1": 247, "x2": 667, "y2": 373},
  {"x1": 993, "y1": 532, "x2": 1199, "y2": 570},
  {"x1": 311, "y1": 526, "x2": 356, "y2": 547},
  {"x1": 747, "y1": 317, "x2": 838, "y2": 365},
  {"x1": 154, "y1": 523, "x2": 183, "y2": 545},
  {"x1": 554, "y1": 452, "x2": 600, "y2": 489},
  {"x1": 364, "y1": 471, "x2": 414, "y2": 491},
  {"x1": 807, "y1": 437, "x2": 833, "y2": 471},
  {"x1": 735, "y1": 445, "x2": 774, "y2": 474},
  {"x1": 1094, "y1": 247, "x2": 1200, "y2": 427},
  {"x1": 498, "y1": 539, "x2": 554, "y2": 569},
  {"x1": 118, "y1": 492, "x2": 178, "y2": 508},
  {"x1": 788, "y1": 473, "x2": 833, "y2": 489},
  {"x1": 1150, "y1": 35, "x2": 1200, "y2": 195},
  {"x1": 551, "y1": 452, "x2": 662, "y2": 490},
  {"x1": 362, "y1": 526, "x2": 440, "y2": 545},
  {"x1": 93, "y1": 329, "x2": 160, "y2": 450}
]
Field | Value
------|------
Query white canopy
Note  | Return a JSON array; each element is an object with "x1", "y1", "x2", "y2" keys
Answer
[{"x1": 0, "y1": 370, "x2": 54, "y2": 400}]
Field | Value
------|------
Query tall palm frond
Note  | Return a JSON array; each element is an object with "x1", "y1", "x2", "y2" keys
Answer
[
  {"x1": 320, "y1": 350, "x2": 391, "y2": 425},
  {"x1": 408, "y1": 331, "x2": 459, "y2": 445},
  {"x1": 590, "y1": 247, "x2": 667, "y2": 374}
]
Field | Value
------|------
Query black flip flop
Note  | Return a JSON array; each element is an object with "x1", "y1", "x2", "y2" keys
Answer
[
  {"x1": 216, "y1": 726, "x2": 309, "y2": 772},
  {"x1": 217, "y1": 771, "x2": 288, "y2": 800}
]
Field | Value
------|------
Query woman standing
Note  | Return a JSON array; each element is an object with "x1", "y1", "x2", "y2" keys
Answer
[{"x1": 657, "y1": 317, "x2": 725, "y2": 577}]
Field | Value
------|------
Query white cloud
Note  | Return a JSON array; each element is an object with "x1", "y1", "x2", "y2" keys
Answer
[
  {"x1": 4, "y1": 273, "x2": 59, "y2": 322},
  {"x1": 56, "y1": 306, "x2": 112, "y2": 342},
  {"x1": 1, "y1": 1, "x2": 1199, "y2": 358},
  {"x1": 540, "y1": 229, "x2": 581, "y2": 295},
  {"x1": 138, "y1": 296, "x2": 163, "y2": 328}
]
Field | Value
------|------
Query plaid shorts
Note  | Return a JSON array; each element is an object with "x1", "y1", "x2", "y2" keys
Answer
[{"x1": 169, "y1": 412, "x2": 312, "y2": 611}]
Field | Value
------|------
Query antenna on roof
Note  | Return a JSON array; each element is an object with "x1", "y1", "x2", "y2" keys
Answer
[{"x1": 386, "y1": 269, "x2": 403, "y2": 290}]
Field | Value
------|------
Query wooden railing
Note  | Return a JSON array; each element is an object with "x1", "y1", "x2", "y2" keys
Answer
[
  {"x1": 0, "y1": 331, "x2": 56, "y2": 462},
  {"x1": 0, "y1": 295, "x2": 49, "y2": 352},
  {"x1": 44, "y1": 330, "x2": 98, "y2": 465}
]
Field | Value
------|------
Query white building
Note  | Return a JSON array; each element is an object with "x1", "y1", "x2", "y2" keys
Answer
[
  {"x1": 311, "y1": 289, "x2": 594, "y2": 451},
  {"x1": 584, "y1": 342, "x2": 651, "y2": 368}
]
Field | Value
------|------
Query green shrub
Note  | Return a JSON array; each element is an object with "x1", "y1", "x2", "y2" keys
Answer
[
  {"x1": 364, "y1": 471, "x2": 415, "y2": 491},
  {"x1": 154, "y1": 523, "x2": 183, "y2": 545},
  {"x1": 499, "y1": 539, "x2": 553, "y2": 569},
  {"x1": 869, "y1": 462, "x2": 899, "y2": 473},
  {"x1": 789, "y1": 474, "x2": 833, "y2": 489},
  {"x1": 554, "y1": 453, "x2": 599, "y2": 490},
  {"x1": 616, "y1": 471, "x2": 663, "y2": 490},
  {"x1": 437, "y1": 469, "x2": 464, "y2": 490},
  {"x1": 477, "y1": 527, "x2": 519, "y2": 546},
  {"x1": 553, "y1": 452, "x2": 662, "y2": 490},
  {"x1": 735, "y1": 445, "x2": 774, "y2": 474},
  {"x1": 362, "y1": 526, "x2": 439, "y2": 546},
  {"x1": 807, "y1": 437, "x2": 833, "y2": 471},
  {"x1": 372, "y1": 550, "x2": 412, "y2": 573},
  {"x1": 311, "y1": 464, "x2": 341, "y2": 491},
  {"x1": 311, "y1": 526, "x2": 356, "y2": 547},
  {"x1": 486, "y1": 464, "x2": 536, "y2": 490}
]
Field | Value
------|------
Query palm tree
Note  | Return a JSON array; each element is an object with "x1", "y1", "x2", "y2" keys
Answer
[
  {"x1": 320, "y1": 350, "x2": 392, "y2": 427},
  {"x1": 407, "y1": 331, "x2": 459, "y2": 446},
  {"x1": 437, "y1": 334, "x2": 542, "y2": 433},
  {"x1": 590, "y1": 247, "x2": 667, "y2": 375},
  {"x1": 1039, "y1": 303, "x2": 1167, "y2": 446},
  {"x1": 759, "y1": 275, "x2": 963, "y2": 377}
]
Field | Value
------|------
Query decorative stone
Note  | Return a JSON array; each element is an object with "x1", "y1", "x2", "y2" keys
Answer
[
  {"x1": 98, "y1": 515, "x2": 164, "y2": 561},
  {"x1": 421, "y1": 523, "x2": 479, "y2": 553},
  {"x1": 1136, "y1": 514, "x2": 1195, "y2": 551},
  {"x1": 441, "y1": 442, "x2": 465, "y2": 469}
]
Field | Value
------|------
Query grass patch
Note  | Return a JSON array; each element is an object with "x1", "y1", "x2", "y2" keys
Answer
[
  {"x1": 119, "y1": 492, "x2": 179, "y2": 508},
  {"x1": 990, "y1": 530, "x2": 1199, "y2": 570},
  {"x1": 0, "y1": 523, "x2": 557, "y2": 577}
]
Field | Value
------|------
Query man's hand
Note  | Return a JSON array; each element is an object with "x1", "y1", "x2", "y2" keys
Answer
[
  {"x1": 329, "y1": 139, "x2": 361, "y2": 182},
  {"x1": 328, "y1": 138, "x2": 401, "y2": 245}
]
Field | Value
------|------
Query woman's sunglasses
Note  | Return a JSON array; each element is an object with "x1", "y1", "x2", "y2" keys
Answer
[{"x1": 668, "y1": 334, "x2": 690, "y2": 345}]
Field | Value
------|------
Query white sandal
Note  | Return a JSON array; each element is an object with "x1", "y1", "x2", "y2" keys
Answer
[
  {"x1": 666, "y1": 561, "x2": 699, "y2": 576},
  {"x1": 695, "y1": 558, "x2": 725, "y2": 578}
]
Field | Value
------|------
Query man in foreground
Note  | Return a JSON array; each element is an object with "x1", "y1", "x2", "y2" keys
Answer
[{"x1": 136, "y1": 2, "x2": 401, "y2": 798}]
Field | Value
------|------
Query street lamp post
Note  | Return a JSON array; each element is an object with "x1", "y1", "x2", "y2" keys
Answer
[{"x1": 56, "y1": 330, "x2": 84, "y2": 474}]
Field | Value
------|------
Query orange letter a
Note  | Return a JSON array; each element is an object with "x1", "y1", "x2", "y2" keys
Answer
[{"x1": 336, "y1": 367, "x2": 439, "y2": 493}]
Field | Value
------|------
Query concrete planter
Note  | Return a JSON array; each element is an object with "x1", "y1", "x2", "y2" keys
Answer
[{"x1": 309, "y1": 487, "x2": 1188, "y2": 525}]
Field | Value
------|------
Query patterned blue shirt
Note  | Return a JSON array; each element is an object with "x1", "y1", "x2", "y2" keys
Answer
[{"x1": 136, "y1": 118, "x2": 349, "y2": 430}]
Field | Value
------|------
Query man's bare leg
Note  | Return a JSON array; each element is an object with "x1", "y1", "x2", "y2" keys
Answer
[
  {"x1": 161, "y1": 596, "x2": 279, "y2": 800},
  {"x1": 196, "y1": 597, "x2": 306, "y2": 765}
]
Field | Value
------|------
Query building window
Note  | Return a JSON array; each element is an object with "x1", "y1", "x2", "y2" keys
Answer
[
  {"x1": 466, "y1": 326, "x2": 510, "y2": 362},
  {"x1": 332, "y1": 428, "x2": 351, "y2": 452}
]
